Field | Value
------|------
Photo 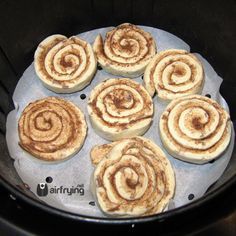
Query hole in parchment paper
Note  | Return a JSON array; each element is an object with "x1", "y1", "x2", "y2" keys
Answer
[
  {"x1": 97, "y1": 65, "x2": 102, "y2": 70},
  {"x1": 205, "y1": 94, "x2": 211, "y2": 98},
  {"x1": 46, "y1": 176, "x2": 53, "y2": 183},
  {"x1": 80, "y1": 94, "x2": 86, "y2": 100},
  {"x1": 89, "y1": 201, "x2": 96, "y2": 206},
  {"x1": 209, "y1": 159, "x2": 215, "y2": 164},
  {"x1": 188, "y1": 194, "x2": 194, "y2": 200},
  {"x1": 141, "y1": 75, "x2": 144, "y2": 80}
]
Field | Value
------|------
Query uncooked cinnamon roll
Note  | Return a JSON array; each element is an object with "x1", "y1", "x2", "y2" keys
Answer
[
  {"x1": 87, "y1": 78, "x2": 154, "y2": 141},
  {"x1": 91, "y1": 136, "x2": 175, "y2": 217},
  {"x1": 144, "y1": 49, "x2": 204, "y2": 100},
  {"x1": 34, "y1": 34, "x2": 97, "y2": 93},
  {"x1": 159, "y1": 95, "x2": 231, "y2": 164},
  {"x1": 93, "y1": 23, "x2": 156, "y2": 77},
  {"x1": 18, "y1": 97, "x2": 87, "y2": 162}
]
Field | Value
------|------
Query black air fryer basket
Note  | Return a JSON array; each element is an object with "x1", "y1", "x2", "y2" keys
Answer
[{"x1": 0, "y1": 0, "x2": 236, "y2": 235}]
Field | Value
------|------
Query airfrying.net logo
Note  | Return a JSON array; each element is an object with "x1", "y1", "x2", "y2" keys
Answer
[{"x1": 36, "y1": 177, "x2": 84, "y2": 197}]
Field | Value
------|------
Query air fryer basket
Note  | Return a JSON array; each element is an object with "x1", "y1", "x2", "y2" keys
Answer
[{"x1": 0, "y1": 0, "x2": 236, "y2": 229}]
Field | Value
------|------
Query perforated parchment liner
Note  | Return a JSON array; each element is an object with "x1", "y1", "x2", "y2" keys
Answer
[{"x1": 6, "y1": 26, "x2": 235, "y2": 217}]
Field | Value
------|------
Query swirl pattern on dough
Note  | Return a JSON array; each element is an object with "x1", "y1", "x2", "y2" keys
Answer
[
  {"x1": 93, "y1": 23, "x2": 156, "y2": 77},
  {"x1": 144, "y1": 49, "x2": 204, "y2": 100},
  {"x1": 88, "y1": 78, "x2": 153, "y2": 141},
  {"x1": 92, "y1": 136, "x2": 175, "y2": 216},
  {"x1": 34, "y1": 35, "x2": 97, "y2": 93},
  {"x1": 159, "y1": 95, "x2": 231, "y2": 164},
  {"x1": 18, "y1": 97, "x2": 87, "y2": 161}
]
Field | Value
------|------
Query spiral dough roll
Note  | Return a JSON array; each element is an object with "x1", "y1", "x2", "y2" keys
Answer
[
  {"x1": 93, "y1": 23, "x2": 156, "y2": 78},
  {"x1": 159, "y1": 95, "x2": 231, "y2": 164},
  {"x1": 18, "y1": 97, "x2": 87, "y2": 161},
  {"x1": 88, "y1": 78, "x2": 154, "y2": 141},
  {"x1": 34, "y1": 34, "x2": 97, "y2": 93},
  {"x1": 144, "y1": 49, "x2": 204, "y2": 100},
  {"x1": 91, "y1": 136, "x2": 175, "y2": 216}
]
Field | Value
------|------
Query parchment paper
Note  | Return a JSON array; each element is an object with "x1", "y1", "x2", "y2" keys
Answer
[{"x1": 6, "y1": 26, "x2": 235, "y2": 217}]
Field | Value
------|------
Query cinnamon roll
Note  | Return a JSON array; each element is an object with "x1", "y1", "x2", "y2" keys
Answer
[
  {"x1": 159, "y1": 95, "x2": 231, "y2": 164},
  {"x1": 18, "y1": 97, "x2": 87, "y2": 161},
  {"x1": 93, "y1": 23, "x2": 156, "y2": 77},
  {"x1": 91, "y1": 136, "x2": 175, "y2": 216},
  {"x1": 144, "y1": 49, "x2": 204, "y2": 100},
  {"x1": 87, "y1": 78, "x2": 154, "y2": 141},
  {"x1": 34, "y1": 34, "x2": 97, "y2": 93}
]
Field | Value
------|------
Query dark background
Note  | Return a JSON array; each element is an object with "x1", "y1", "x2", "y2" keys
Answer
[
  {"x1": 0, "y1": 0, "x2": 236, "y2": 235},
  {"x1": 0, "y1": 0, "x2": 236, "y2": 128}
]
